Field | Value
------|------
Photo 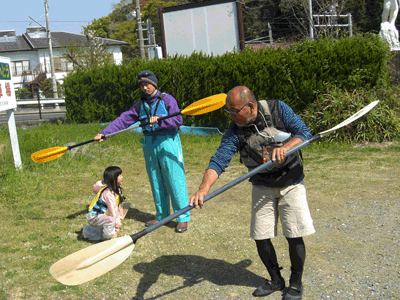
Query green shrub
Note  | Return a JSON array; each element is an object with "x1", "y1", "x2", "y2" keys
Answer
[
  {"x1": 15, "y1": 88, "x2": 32, "y2": 99},
  {"x1": 301, "y1": 86, "x2": 400, "y2": 142},
  {"x1": 40, "y1": 78, "x2": 63, "y2": 98},
  {"x1": 280, "y1": 33, "x2": 391, "y2": 111},
  {"x1": 63, "y1": 34, "x2": 392, "y2": 137}
]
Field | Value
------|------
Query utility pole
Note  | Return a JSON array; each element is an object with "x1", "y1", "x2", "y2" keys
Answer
[
  {"x1": 309, "y1": 0, "x2": 314, "y2": 40},
  {"x1": 44, "y1": 0, "x2": 58, "y2": 98},
  {"x1": 147, "y1": 18, "x2": 156, "y2": 59},
  {"x1": 268, "y1": 22, "x2": 273, "y2": 45},
  {"x1": 135, "y1": 0, "x2": 145, "y2": 59}
]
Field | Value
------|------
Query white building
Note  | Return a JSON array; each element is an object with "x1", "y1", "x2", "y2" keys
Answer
[{"x1": 0, "y1": 27, "x2": 129, "y2": 94}]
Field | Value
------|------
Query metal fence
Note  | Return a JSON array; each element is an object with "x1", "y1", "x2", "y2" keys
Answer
[{"x1": 15, "y1": 98, "x2": 65, "y2": 110}]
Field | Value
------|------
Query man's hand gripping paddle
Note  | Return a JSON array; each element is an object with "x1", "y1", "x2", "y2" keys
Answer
[
  {"x1": 31, "y1": 93, "x2": 227, "y2": 163},
  {"x1": 49, "y1": 100, "x2": 379, "y2": 286}
]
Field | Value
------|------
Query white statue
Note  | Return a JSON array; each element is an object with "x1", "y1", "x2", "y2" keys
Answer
[
  {"x1": 380, "y1": 0, "x2": 400, "y2": 50},
  {"x1": 382, "y1": 0, "x2": 399, "y2": 25}
]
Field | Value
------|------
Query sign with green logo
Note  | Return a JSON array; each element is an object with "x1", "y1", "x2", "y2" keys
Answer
[
  {"x1": 0, "y1": 62, "x2": 11, "y2": 80},
  {"x1": 0, "y1": 56, "x2": 21, "y2": 170},
  {"x1": 0, "y1": 57, "x2": 16, "y2": 111}
]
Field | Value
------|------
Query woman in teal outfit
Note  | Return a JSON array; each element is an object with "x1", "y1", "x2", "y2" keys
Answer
[{"x1": 95, "y1": 70, "x2": 190, "y2": 233}]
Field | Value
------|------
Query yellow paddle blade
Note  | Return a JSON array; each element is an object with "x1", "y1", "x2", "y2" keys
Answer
[
  {"x1": 182, "y1": 93, "x2": 226, "y2": 116},
  {"x1": 31, "y1": 147, "x2": 68, "y2": 163},
  {"x1": 50, "y1": 236, "x2": 134, "y2": 286}
]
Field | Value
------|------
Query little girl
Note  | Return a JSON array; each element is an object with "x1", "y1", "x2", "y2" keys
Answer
[{"x1": 85, "y1": 166, "x2": 125, "y2": 240}]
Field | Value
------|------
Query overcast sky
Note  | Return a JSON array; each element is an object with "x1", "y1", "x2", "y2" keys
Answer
[{"x1": 1, "y1": 0, "x2": 123, "y2": 36}]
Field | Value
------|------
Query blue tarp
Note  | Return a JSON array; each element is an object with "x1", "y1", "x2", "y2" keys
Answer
[{"x1": 128, "y1": 122, "x2": 222, "y2": 136}]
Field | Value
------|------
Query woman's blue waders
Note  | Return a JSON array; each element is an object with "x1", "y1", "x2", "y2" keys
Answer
[{"x1": 140, "y1": 133, "x2": 190, "y2": 223}]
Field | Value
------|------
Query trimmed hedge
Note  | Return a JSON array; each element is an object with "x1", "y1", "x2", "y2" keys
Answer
[{"x1": 64, "y1": 33, "x2": 391, "y2": 133}]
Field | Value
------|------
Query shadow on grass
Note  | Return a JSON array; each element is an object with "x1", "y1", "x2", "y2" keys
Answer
[
  {"x1": 66, "y1": 206, "x2": 89, "y2": 219},
  {"x1": 125, "y1": 208, "x2": 178, "y2": 229},
  {"x1": 131, "y1": 256, "x2": 263, "y2": 300},
  {"x1": 73, "y1": 207, "x2": 179, "y2": 242},
  {"x1": 68, "y1": 206, "x2": 175, "y2": 227}
]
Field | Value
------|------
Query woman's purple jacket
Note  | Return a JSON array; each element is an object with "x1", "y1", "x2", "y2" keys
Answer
[{"x1": 100, "y1": 90, "x2": 183, "y2": 136}]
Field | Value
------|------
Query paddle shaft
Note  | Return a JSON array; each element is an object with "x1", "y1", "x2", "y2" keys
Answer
[
  {"x1": 67, "y1": 112, "x2": 182, "y2": 150},
  {"x1": 104, "y1": 112, "x2": 181, "y2": 139},
  {"x1": 129, "y1": 133, "x2": 321, "y2": 243}
]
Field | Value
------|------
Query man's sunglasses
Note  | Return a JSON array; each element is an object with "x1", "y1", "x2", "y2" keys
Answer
[{"x1": 225, "y1": 101, "x2": 251, "y2": 115}]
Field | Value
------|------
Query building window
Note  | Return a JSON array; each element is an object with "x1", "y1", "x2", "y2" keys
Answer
[
  {"x1": 53, "y1": 57, "x2": 61, "y2": 71},
  {"x1": 53, "y1": 56, "x2": 73, "y2": 72},
  {"x1": 11, "y1": 60, "x2": 30, "y2": 76}
]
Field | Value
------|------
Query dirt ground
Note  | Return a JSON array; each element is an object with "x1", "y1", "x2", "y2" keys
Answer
[
  {"x1": 131, "y1": 144, "x2": 400, "y2": 300},
  {"x1": 129, "y1": 196, "x2": 400, "y2": 300},
  {"x1": 1, "y1": 136, "x2": 399, "y2": 300}
]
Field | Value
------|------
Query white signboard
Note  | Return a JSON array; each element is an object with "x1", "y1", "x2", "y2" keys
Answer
[
  {"x1": 0, "y1": 56, "x2": 22, "y2": 170},
  {"x1": 160, "y1": 0, "x2": 243, "y2": 57},
  {"x1": 0, "y1": 57, "x2": 16, "y2": 111}
]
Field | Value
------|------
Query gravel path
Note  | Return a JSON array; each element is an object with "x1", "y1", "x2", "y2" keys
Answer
[
  {"x1": 299, "y1": 196, "x2": 400, "y2": 300},
  {"x1": 129, "y1": 195, "x2": 400, "y2": 300}
]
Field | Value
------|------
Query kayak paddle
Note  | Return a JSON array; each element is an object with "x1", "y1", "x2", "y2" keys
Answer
[
  {"x1": 31, "y1": 93, "x2": 227, "y2": 163},
  {"x1": 49, "y1": 100, "x2": 379, "y2": 285}
]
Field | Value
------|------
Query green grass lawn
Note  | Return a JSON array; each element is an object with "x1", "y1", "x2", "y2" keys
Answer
[{"x1": 0, "y1": 123, "x2": 399, "y2": 299}]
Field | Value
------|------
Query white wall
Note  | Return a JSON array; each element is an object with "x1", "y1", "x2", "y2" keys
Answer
[
  {"x1": 1, "y1": 51, "x2": 39, "y2": 89},
  {"x1": 107, "y1": 46, "x2": 124, "y2": 65},
  {"x1": 4, "y1": 51, "x2": 40, "y2": 68},
  {"x1": 1, "y1": 45, "x2": 125, "y2": 91}
]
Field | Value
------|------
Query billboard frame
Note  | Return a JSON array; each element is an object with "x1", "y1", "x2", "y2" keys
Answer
[{"x1": 158, "y1": 0, "x2": 245, "y2": 58}]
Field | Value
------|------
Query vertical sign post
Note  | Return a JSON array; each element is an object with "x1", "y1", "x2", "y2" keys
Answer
[{"x1": 0, "y1": 56, "x2": 22, "y2": 170}]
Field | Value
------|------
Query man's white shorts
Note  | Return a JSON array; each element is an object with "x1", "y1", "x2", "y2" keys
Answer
[{"x1": 250, "y1": 181, "x2": 315, "y2": 240}]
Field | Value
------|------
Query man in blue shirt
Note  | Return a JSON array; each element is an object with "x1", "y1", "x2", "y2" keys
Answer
[{"x1": 190, "y1": 86, "x2": 315, "y2": 300}]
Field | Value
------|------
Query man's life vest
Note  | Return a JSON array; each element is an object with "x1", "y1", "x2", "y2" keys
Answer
[
  {"x1": 230, "y1": 100, "x2": 304, "y2": 187},
  {"x1": 88, "y1": 186, "x2": 122, "y2": 216}
]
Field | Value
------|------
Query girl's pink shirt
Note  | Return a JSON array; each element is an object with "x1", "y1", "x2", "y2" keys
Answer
[{"x1": 93, "y1": 180, "x2": 123, "y2": 227}]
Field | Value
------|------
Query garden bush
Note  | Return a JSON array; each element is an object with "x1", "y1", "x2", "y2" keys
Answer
[
  {"x1": 301, "y1": 86, "x2": 400, "y2": 142},
  {"x1": 63, "y1": 33, "x2": 393, "y2": 139}
]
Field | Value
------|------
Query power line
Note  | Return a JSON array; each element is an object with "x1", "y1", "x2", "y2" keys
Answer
[{"x1": 0, "y1": 21, "x2": 90, "y2": 23}]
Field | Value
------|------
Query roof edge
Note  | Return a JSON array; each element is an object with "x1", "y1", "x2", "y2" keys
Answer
[{"x1": 22, "y1": 33, "x2": 35, "y2": 50}]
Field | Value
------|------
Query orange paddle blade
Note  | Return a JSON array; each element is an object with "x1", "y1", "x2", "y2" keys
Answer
[{"x1": 31, "y1": 147, "x2": 68, "y2": 163}]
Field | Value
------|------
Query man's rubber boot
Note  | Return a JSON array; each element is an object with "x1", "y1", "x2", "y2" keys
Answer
[
  {"x1": 282, "y1": 267, "x2": 303, "y2": 300},
  {"x1": 282, "y1": 285, "x2": 303, "y2": 300},
  {"x1": 253, "y1": 266, "x2": 285, "y2": 297}
]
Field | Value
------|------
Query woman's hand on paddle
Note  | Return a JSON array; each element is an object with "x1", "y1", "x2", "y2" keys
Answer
[
  {"x1": 94, "y1": 133, "x2": 105, "y2": 142},
  {"x1": 149, "y1": 116, "x2": 159, "y2": 127}
]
